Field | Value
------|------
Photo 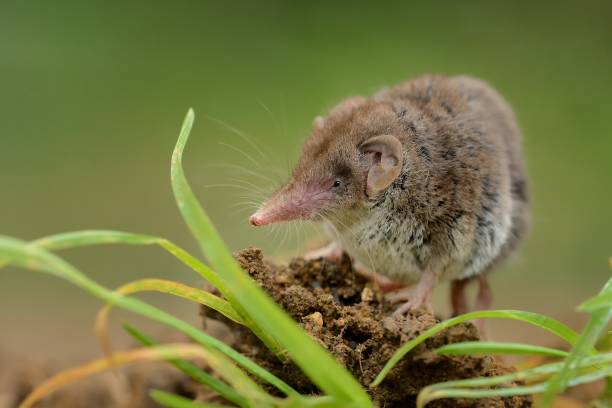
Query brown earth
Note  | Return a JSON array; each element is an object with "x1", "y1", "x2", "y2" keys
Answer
[{"x1": 201, "y1": 248, "x2": 532, "y2": 408}]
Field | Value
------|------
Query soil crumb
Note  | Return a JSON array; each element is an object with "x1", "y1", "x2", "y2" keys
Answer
[{"x1": 202, "y1": 248, "x2": 532, "y2": 408}]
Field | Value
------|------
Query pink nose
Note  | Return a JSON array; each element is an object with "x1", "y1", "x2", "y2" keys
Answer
[{"x1": 249, "y1": 213, "x2": 264, "y2": 226}]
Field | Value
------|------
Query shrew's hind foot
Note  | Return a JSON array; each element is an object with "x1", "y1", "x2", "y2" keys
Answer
[{"x1": 390, "y1": 271, "x2": 437, "y2": 317}]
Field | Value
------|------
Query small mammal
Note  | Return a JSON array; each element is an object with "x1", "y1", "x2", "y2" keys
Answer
[{"x1": 250, "y1": 75, "x2": 529, "y2": 316}]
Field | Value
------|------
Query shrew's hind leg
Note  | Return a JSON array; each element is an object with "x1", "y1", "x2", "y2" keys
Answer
[
  {"x1": 476, "y1": 273, "x2": 492, "y2": 311},
  {"x1": 450, "y1": 274, "x2": 492, "y2": 337},
  {"x1": 450, "y1": 277, "x2": 470, "y2": 316},
  {"x1": 475, "y1": 274, "x2": 493, "y2": 338},
  {"x1": 449, "y1": 274, "x2": 492, "y2": 314}
]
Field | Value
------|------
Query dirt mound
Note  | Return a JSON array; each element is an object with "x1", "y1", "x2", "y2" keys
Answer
[
  {"x1": 4, "y1": 248, "x2": 532, "y2": 407},
  {"x1": 202, "y1": 248, "x2": 531, "y2": 408}
]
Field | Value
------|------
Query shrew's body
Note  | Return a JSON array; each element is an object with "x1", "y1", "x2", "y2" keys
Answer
[{"x1": 251, "y1": 75, "x2": 529, "y2": 315}]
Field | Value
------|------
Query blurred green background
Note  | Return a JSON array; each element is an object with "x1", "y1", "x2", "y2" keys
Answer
[{"x1": 1, "y1": 0, "x2": 611, "y2": 363}]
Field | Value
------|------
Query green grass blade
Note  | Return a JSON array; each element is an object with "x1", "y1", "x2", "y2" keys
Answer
[
  {"x1": 371, "y1": 309, "x2": 581, "y2": 388},
  {"x1": 419, "y1": 383, "x2": 544, "y2": 407},
  {"x1": 597, "y1": 376, "x2": 612, "y2": 407},
  {"x1": 170, "y1": 109, "x2": 371, "y2": 406},
  {"x1": 417, "y1": 365, "x2": 612, "y2": 408},
  {"x1": 436, "y1": 341, "x2": 569, "y2": 358},
  {"x1": 170, "y1": 109, "x2": 283, "y2": 357},
  {"x1": 417, "y1": 353, "x2": 612, "y2": 407},
  {"x1": 94, "y1": 279, "x2": 241, "y2": 374},
  {"x1": 175, "y1": 340, "x2": 275, "y2": 407},
  {"x1": 541, "y1": 277, "x2": 612, "y2": 405},
  {"x1": 280, "y1": 396, "x2": 358, "y2": 408},
  {"x1": 426, "y1": 352, "x2": 612, "y2": 391},
  {"x1": 0, "y1": 229, "x2": 227, "y2": 295},
  {"x1": 150, "y1": 390, "x2": 233, "y2": 408},
  {"x1": 579, "y1": 291, "x2": 612, "y2": 312},
  {"x1": 154, "y1": 384, "x2": 358, "y2": 408},
  {"x1": 597, "y1": 330, "x2": 612, "y2": 351},
  {"x1": 30, "y1": 230, "x2": 163, "y2": 249},
  {"x1": 0, "y1": 235, "x2": 297, "y2": 397},
  {"x1": 124, "y1": 324, "x2": 249, "y2": 408},
  {"x1": 108, "y1": 278, "x2": 243, "y2": 324},
  {"x1": 19, "y1": 230, "x2": 286, "y2": 353}
]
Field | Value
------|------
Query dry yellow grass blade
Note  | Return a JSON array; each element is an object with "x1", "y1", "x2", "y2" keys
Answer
[
  {"x1": 19, "y1": 343, "x2": 272, "y2": 408},
  {"x1": 94, "y1": 278, "x2": 243, "y2": 367}
]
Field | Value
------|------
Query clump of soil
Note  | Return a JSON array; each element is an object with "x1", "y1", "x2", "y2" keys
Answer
[{"x1": 202, "y1": 248, "x2": 532, "y2": 408}]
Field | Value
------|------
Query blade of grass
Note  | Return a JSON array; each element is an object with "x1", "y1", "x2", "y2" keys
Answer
[
  {"x1": 8, "y1": 231, "x2": 293, "y2": 387},
  {"x1": 596, "y1": 377, "x2": 612, "y2": 407},
  {"x1": 124, "y1": 323, "x2": 249, "y2": 408},
  {"x1": 426, "y1": 352, "x2": 612, "y2": 390},
  {"x1": 171, "y1": 109, "x2": 371, "y2": 406},
  {"x1": 15, "y1": 230, "x2": 284, "y2": 360},
  {"x1": 280, "y1": 396, "x2": 360, "y2": 408},
  {"x1": 541, "y1": 277, "x2": 612, "y2": 405},
  {"x1": 579, "y1": 291, "x2": 612, "y2": 312},
  {"x1": 152, "y1": 374, "x2": 359, "y2": 408},
  {"x1": 150, "y1": 390, "x2": 233, "y2": 408},
  {"x1": 371, "y1": 309, "x2": 581, "y2": 388},
  {"x1": 417, "y1": 365, "x2": 612, "y2": 408},
  {"x1": 417, "y1": 352, "x2": 612, "y2": 407},
  {"x1": 98, "y1": 278, "x2": 242, "y2": 326},
  {"x1": 18, "y1": 343, "x2": 272, "y2": 408},
  {"x1": 596, "y1": 330, "x2": 612, "y2": 351},
  {"x1": 14, "y1": 230, "x2": 227, "y2": 297},
  {"x1": 95, "y1": 278, "x2": 243, "y2": 366},
  {"x1": 183, "y1": 343, "x2": 275, "y2": 407},
  {"x1": 171, "y1": 109, "x2": 283, "y2": 357},
  {"x1": 0, "y1": 236, "x2": 297, "y2": 397},
  {"x1": 436, "y1": 341, "x2": 569, "y2": 358}
]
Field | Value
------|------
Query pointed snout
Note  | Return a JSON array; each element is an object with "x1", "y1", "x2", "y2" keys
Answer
[
  {"x1": 249, "y1": 184, "x2": 329, "y2": 227},
  {"x1": 249, "y1": 208, "x2": 270, "y2": 226},
  {"x1": 249, "y1": 200, "x2": 293, "y2": 227}
]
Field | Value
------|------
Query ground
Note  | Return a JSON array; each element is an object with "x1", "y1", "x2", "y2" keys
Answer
[{"x1": 4, "y1": 248, "x2": 532, "y2": 407}]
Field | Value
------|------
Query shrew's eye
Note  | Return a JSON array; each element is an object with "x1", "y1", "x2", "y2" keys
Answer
[{"x1": 332, "y1": 179, "x2": 342, "y2": 188}]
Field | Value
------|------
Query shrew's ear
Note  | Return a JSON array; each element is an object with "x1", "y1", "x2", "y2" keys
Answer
[
  {"x1": 313, "y1": 96, "x2": 366, "y2": 133},
  {"x1": 359, "y1": 135, "x2": 403, "y2": 197},
  {"x1": 312, "y1": 116, "x2": 325, "y2": 133}
]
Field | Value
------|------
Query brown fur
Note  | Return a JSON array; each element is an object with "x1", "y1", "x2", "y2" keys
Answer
[{"x1": 255, "y1": 74, "x2": 529, "y2": 309}]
